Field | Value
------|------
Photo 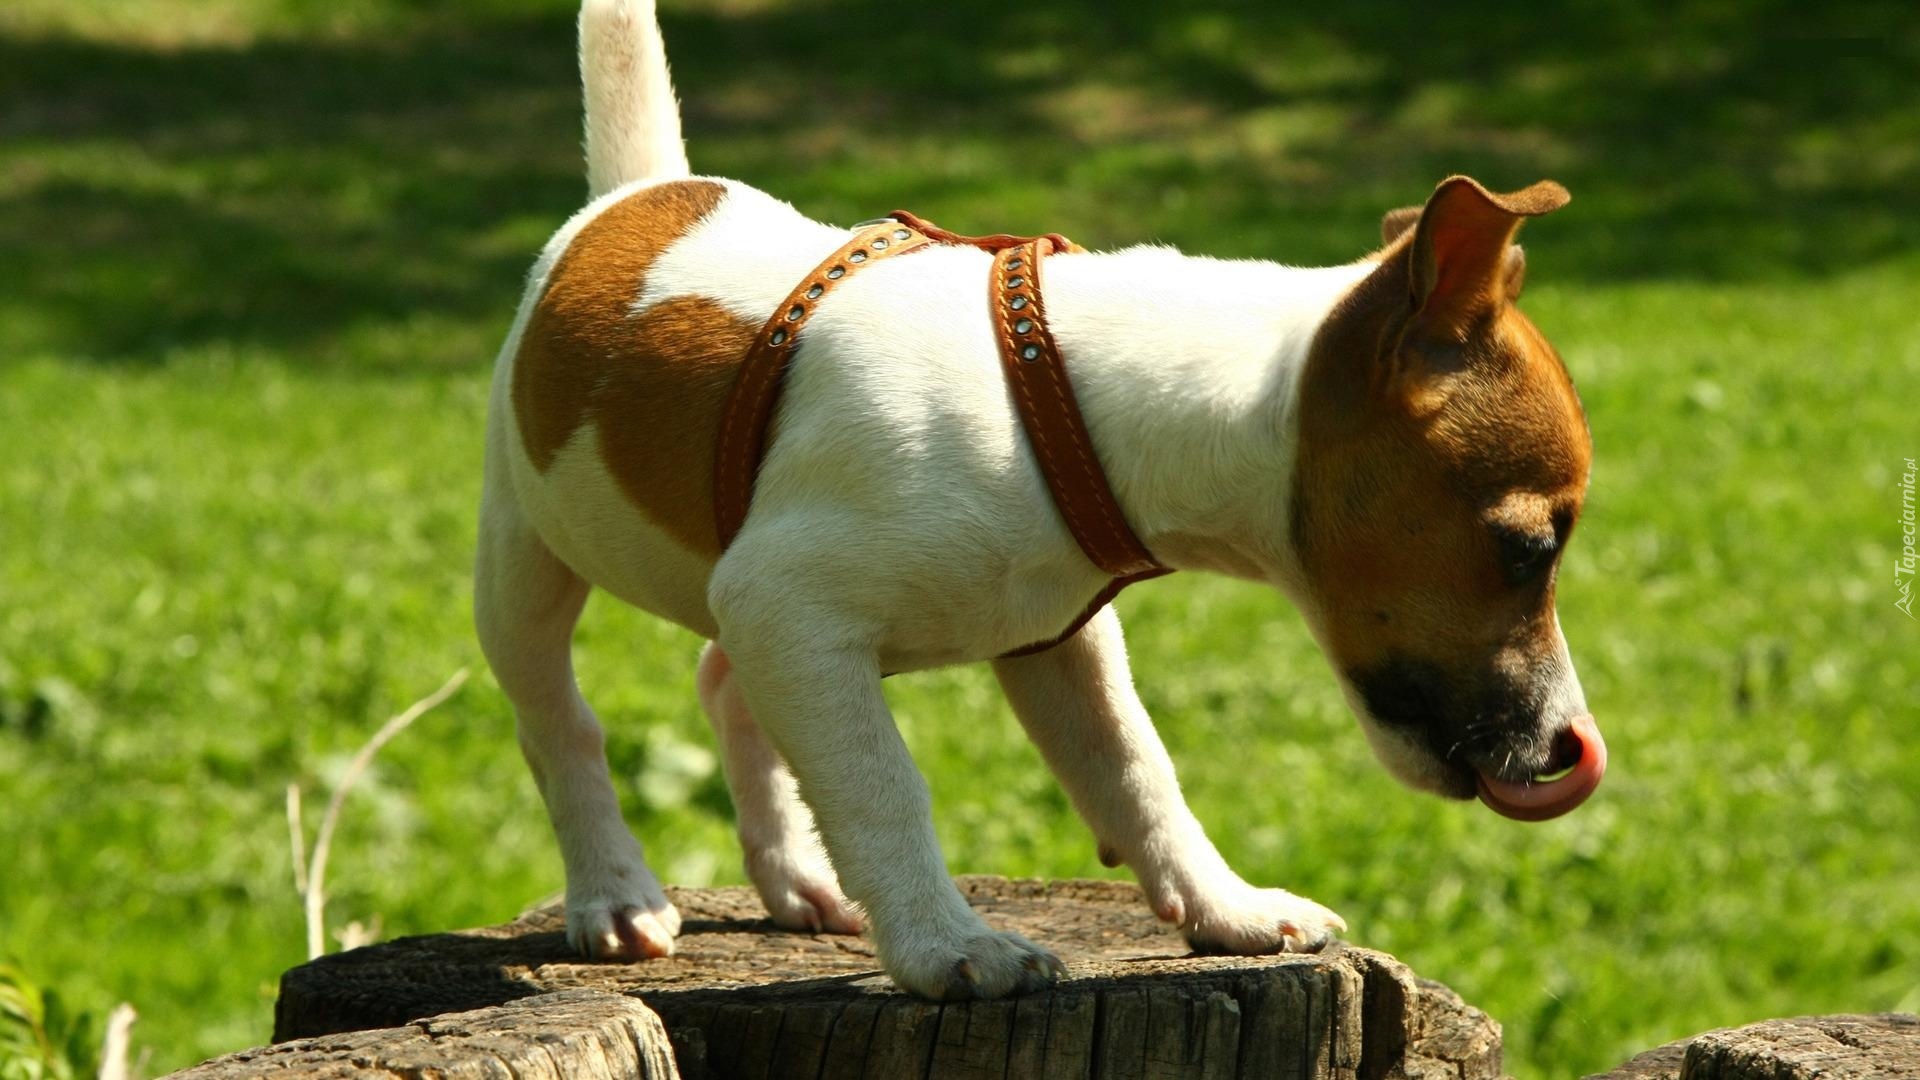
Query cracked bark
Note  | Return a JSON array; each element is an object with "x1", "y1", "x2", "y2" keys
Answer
[{"x1": 1587, "y1": 1013, "x2": 1920, "y2": 1080}]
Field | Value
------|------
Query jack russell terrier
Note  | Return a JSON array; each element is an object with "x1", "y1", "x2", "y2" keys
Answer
[{"x1": 474, "y1": 0, "x2": 1607, "y2": 1000}]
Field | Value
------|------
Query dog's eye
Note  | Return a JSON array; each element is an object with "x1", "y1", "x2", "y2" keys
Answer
[{"x1": 1493, "y1": 527, "x2": 1558, "y2": 586}]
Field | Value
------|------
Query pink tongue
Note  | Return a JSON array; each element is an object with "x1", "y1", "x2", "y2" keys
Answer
[{"x1": 1476, "y1": 713, "x2": 1607, "y2": 822}]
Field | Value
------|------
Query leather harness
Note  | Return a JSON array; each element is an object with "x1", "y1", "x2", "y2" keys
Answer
[{"x1": 713, "y1": 212, "x2": 1171, "y2": 656}]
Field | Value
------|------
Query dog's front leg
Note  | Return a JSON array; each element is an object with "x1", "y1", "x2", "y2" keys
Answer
[
  {"x1": 715, "y1": 592, "x2": 1065, "y2": 1000},
  {"x1": 992, "y1": 606, "x2": 1346, "y2": 954}
]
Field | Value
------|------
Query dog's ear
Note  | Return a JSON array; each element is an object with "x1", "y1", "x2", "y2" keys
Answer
[
  {"x1": 1405, "y1": 177, "x2": 1566, "y2": 327},
  {"x1": 1380, "y1": 205, "x2": 1422, "y2": 246},
  {"x1": 1502, "y1": 245, "x2": 1527, "y2": 301}
]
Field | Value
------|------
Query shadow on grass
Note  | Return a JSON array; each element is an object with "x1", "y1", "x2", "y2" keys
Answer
[{"x1": 0, "y1": 0, "x2": 1913, "y2": 367}]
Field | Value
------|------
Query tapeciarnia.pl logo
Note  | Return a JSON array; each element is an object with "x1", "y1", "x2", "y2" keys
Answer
[{"x1": 1898, "y1": 457, "x2": 1917, "y2": 619}]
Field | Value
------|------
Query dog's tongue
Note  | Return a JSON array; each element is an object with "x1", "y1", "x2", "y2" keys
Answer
[{"x1": 1476, "y1": 713, "x2": 1606, "y2": 822}]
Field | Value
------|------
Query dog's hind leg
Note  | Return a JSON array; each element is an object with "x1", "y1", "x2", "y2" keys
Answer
[
  {"x1": 696, "y1": 642, "x2": 862, "y2": 934},
  {"x1": 475, "y1": 469, "x2": 680, "y2": 959}
]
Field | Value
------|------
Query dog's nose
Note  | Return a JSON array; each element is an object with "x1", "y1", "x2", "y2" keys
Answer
[
  {"x1": 1544, "y1": 724, "x2": 1585, "y2": 775},
  {"x1": 1474, "y1": 713, "x2": 1606, "y2": 822}
]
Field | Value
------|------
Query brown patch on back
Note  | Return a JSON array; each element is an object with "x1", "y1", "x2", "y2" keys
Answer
[
  {"x1": 512, "y1": 179, "x2": 756, "y2": 557},
  {"x1": 1290, "y1": 199, "x2": 1591, "y2": 683}
]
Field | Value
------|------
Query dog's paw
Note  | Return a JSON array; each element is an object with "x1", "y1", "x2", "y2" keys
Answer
[
  {"x1": 565, "y1": 879, "x2": 682, "y2": 961},
  {"x1": 746, "y1": 843, "x2": 864, "y2": 935},
  {"x1": 1180, "y1": 884, "x2": 1347, "y2": 955},
  {"x1": 886, "y1": 929, "x2": 1067, "y2": 1000}
]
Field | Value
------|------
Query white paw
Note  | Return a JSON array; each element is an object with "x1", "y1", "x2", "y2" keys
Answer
[
  {"x1": 745, "y1": 839, "x2": 864, "y2": 935},
  {"x1": 565, "y1": 874, "x2": 682, "y2": 961},
  {"x1": 884, "y1": 928, "x2": 1067, "y2": 1001},
  {"x1": 1180, "y1": 883, "x2": 1347, "y2": 955}
]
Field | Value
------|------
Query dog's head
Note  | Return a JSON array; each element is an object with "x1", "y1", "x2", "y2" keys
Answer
[{"x1": 1288, "y1": 176, "x2": 1604, "y2": 821}]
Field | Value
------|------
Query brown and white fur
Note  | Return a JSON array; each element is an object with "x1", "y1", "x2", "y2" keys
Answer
[{"x1": 474, "y1": 0, "x2": 1600, "y2": 1000}]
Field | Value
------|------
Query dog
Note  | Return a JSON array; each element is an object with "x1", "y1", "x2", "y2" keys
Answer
[{"x1": 473, "y1": 0, "x2": 1606, "y2": 1001}]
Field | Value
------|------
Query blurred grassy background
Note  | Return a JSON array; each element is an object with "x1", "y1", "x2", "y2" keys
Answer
[{"x1": 2, "y1": 0, "x2": 1916, "y2": 1074}]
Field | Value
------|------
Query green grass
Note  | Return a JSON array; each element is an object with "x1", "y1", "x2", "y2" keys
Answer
[{"x1": 2, "y1": 0, "x2": 1917, "y2": 1075}]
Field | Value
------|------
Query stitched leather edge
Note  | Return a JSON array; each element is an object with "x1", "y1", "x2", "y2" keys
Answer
[
  {"x1": 714, "y1": 221, "x2": 935, "y2": 547},
  {"x1": 991, "y1": 240, "x2": 1162, "y2": 578}
]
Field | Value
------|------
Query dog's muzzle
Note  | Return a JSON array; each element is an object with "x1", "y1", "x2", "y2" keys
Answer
[{"x1": 1473, "y1": 713, "x2": 1606, "y2": 821}]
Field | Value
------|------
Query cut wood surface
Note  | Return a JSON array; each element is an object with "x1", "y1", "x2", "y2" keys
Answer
[
  {"x1": 1588, "y1": 1013, "x2": 1920, "y2": 1080},
  {"x1": 269, "y1": 876, "x2": 1503, "y2": 1079}
]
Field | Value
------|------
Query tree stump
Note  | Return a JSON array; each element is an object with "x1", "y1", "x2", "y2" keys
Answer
[
  {"x1": 266, "y1": 876, "x2": 1502, "y2": 1080},
  {"x1": 172, "y1": 989, "x2": 678, "y2": 1079},
  {"x1": 1589, "y1": 1013, "x2": 1920, "y2": 1080}
]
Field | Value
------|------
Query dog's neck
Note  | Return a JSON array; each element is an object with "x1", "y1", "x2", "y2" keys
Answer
[{"x1": 1044, "y1": 248, "x2": 1376, "y2": 587}]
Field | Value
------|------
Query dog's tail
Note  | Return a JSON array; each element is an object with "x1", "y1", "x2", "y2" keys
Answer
[{"x1": 578, "y1": 0, "x2": 688, "y2": 198}]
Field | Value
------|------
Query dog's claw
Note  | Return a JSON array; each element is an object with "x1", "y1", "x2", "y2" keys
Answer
[
  {"x1": 746, "y1": 849, "x2": 864, "y2": 936},
  {"x1": 905, "y1": 931, "x2": 1064, "y2": 1000},
  {"x1": 1178, "y1": 884, "x2": 1344, "y2": 957},
  {"x1": 570, "y1": 897, "x2": 681, "y2": 962},
  {"x1": 611, "y1": 906, "x2": 676, "y2": 958},
  {"x1": 1024, "y1": 952, "x2": 1067, "y2": 982},
  {"x1": 1272, "y1": 912, "x2": 1336, "y2": 953}
]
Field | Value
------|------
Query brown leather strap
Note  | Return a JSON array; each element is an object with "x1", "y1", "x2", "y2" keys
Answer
[
  {"x1": 714, "y1": 220, "x2": 936, "y2": 547},
  {"x1": 997, "y1": 565, "x2": 1170, "y2": 657},
  {"x1": 886, "y1": 209, "x2": 1084, "y2": 258},
  {"x1": 990, "y1": 239, "x2": 1163, "y2": 579},
  {"x1": 714, "y1": 211, "x2": 1170, "y2": 655}
]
